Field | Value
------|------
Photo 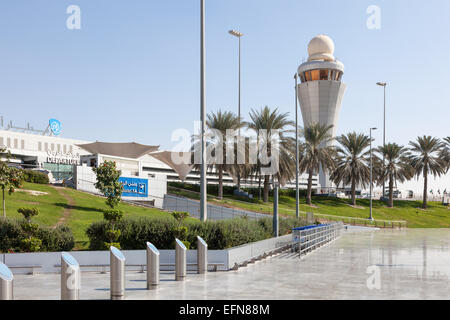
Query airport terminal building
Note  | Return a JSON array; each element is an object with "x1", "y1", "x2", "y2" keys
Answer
[{"x1": 0, "y1": 125, "x2": 318, "y2": 207}]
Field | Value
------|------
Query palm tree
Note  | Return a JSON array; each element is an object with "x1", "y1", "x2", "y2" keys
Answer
[
  {"x1": 409, "y1": 136, "x2": 447, "y2": 209},
  {"x1": 330, "y1": 132, "x2": 370, "y2": 206},
  {"x1": 299, "y1": 123, "x2": 335, "y2": 205},
  {"x1": 246, "y1": 106, "x2": 295, "y2": 203},
  {"x1": 205, "y1": 110, "x2": 243, "y2": 199},
  {"x1": 375, "y1": 143, "x2": 413, "y2": 208},
  {"x1": 440, "y1": 137, "x2": 450, "y2": 172}
]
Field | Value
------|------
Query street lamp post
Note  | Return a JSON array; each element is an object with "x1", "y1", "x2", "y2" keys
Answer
[
  {"x1": 369, "y1": 127, "x2": 377, "y2": 220},
  {"x1": 294, "y1": 73, "x2": 299, "y2": 219},
  {"x1": 228, "y1": 30, "x2": 243, "y2": 128},
  {"x1": 273, "y1": 179, "x2": 279, "y2": 237},
  {"x1": 229, "y1": 29, "x2": 243, "y2": 191},
  {"x1": 200, "y1": 0, "x2": 207, "y2": 221},
  {"x1": 376, "y1": 82, "x2": 386, "y2": 199}
]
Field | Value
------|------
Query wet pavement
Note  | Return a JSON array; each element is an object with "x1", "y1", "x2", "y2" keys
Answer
[{"x1": 12, "y1": 228, "x2": 450, "y2": 300}]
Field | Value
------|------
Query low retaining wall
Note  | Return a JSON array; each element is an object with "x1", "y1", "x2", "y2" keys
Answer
[
  {"x1": 3, "y1": 235, "x2": 293, "y2": 274},
  {"x1": 227, "y1": 234, "x2": 292, "y2": 269},
  {"x1": 3, "y1": 250, "x2": 227, "y2": 274}
]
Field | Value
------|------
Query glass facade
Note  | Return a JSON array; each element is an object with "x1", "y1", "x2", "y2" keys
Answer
[
  {"x1": 300, "y1": 69, "x2": 342, "y2": 83},
  {"x1": 42, "y1": 162, "x2": 74, "y2": 181}
]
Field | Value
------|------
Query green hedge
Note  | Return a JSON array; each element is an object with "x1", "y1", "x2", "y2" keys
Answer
[
  {"x1": 22, "y1": 170, "x2": 49, "y2": 184},
  {"x1": 168, "y1": 181, "x2": 237, "y2": 196},
  {"x1": 168, "y1": 181, "x2": 315, "y2": 198},
  {"x1": 0, "y1": 219, "x2": 74, "y2": 252},
  {"x1": 86, "y1": 216, "x2": 307, "y2": 250}
]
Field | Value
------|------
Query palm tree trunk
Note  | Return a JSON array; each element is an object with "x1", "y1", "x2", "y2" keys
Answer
[
  {"x1": 388, "y1": 173, "x2": 394, "y2": 208},
  {"x1": 218, "y1": 166, "x2": 223, "y2": 199},
  {"x1": 2, "y1": 188, "x2": 5, "y2": 219},
  {"x1": 263, "y1": 175, "x2": 269, "y2": 203},
  {"x1": 258, "y1": 174, "x2": 261, "y2": 200},
  {"x1": 423, "y1": 171, "x2": 428, "y2": 209},
  {"x1": 306, "y1": 169, "x2": 313, "y2": 205},
  {"x1": 351, "y1": 176, "x2": 356, "y2": 206},
  {"x1": 236, "y1": 165, "x2": 241, "y2": 191}
]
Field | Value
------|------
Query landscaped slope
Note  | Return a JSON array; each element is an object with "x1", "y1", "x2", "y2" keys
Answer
[
  {"x1": 2, "y1": 182, "x2": 173, "y2": 247},
  {"x1": 169, "y1": 187, "x2": 450, "y2": 228}
]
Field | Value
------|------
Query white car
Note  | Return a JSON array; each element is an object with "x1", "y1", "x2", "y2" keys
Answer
[
  {"x1": 360, "y1": 192, "x2": 371, "y2": 199},
  {"x1": 31, "y1": 168, "x2": 56, "y2": 184},
  {"x1": 336, "y1": 191, "x2": 346, "y2": 198}
]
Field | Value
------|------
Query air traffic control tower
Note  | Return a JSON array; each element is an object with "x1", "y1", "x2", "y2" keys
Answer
[{"x1": 297, "y1": 34, "x2": 346, "y2": 190}]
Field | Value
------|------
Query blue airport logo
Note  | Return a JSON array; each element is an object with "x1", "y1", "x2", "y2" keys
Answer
[
  {"x1": 49, "y1": 119, "x2": 62, "y2": 136},
  {"x1": 119, "y1": 177, "x2": 148, "y2": 198}
]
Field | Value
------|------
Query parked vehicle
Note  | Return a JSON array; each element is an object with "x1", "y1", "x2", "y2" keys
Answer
[
  {"x1": 360, "y1": 192, "x2": 371, "y2": 199},
  {"x1": 406, "y1": 190, "x2": 414, "y2": 199},
  {"x1": 336, "y1": 191, "x2": 346, "y2": 198},
  {"x1": 32, "y1": 168, "x2": 55, "y2": 183},
  {"x1": 393, "y1": 190, "x2": 402, "y2": 198}
]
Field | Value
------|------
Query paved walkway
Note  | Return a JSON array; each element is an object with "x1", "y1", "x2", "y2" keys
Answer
[
  {"x1": 12, "y1": 228, "x2": 450, "y2": 300},
  {"x1": 51, "y1": 186, "x2": 75, "y2": 227}
]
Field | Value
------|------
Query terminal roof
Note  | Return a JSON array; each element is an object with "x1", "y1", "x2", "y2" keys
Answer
[{"x1": 77, "y1": 142, "x2": 160, "y2": 159}]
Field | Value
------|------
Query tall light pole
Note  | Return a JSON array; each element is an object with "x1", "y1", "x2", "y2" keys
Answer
[
  {"x1": 376, "y1": 82, "x2": 386, "y2": 199},
  {"x1": 369, "y1": 127, "x2": 377, "y2": 220},
  {"x1": 229, "y1": 29, "x2": 243, "y2": 190},
  {"x1": 228, "y1": 30, "x2": 243, "y2": 128},
  {"x1": 294, "y1": 73, "x2": 299, "y2": 219},
  {"x1": 273, "y1": 179, "x2": 279, "y2": 237},
  {"x1": 200, "y1": 0, "x2": 207, "y2": 221}
]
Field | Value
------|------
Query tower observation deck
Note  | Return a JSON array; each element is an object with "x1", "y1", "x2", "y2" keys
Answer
[{"x1": 297, "y1": 35, "x2": 347, "y2": 190}]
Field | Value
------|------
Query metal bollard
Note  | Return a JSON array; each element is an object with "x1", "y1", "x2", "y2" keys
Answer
[
  {"x1": 146, "y1": 242, "x2": 160, "y2": 290},
  {"x1": 197, "y1": 236, "x2": 207, "y2": 274},
  {"x1": 175, "y1": 238, "x2": 186, "y2": 281},
  {"x1": 0, "y1": 263, "x2": 13, "y2": 300},
  {"x1": 61, "y1": 252, "x2": 80, "y2": 300},
  {"x1": 110, "y1": 246, "x2": 125, "y2": 300}
]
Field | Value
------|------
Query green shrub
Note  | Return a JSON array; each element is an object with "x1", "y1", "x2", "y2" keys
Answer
[
  {"x1": 18, "y1": 207, "x2": 40, "y2": 222},
  {"x1": 0, "y1": 219, "x2": 75, "y2": 252},
  {"x1": 104, "y1": 242, "x2": 121, "y2": 249},
  {"x1": 180, "y1": 240, "x2": 191, "y2": 250},
  {"x1": 173, "y1": 225, "x2": 188, "y2": 240},
  {"x1": 168, "y1": 182, "x2": 236, "y2": 197},
  {"x1": 20, "y1": 221, "x2": 39, "y2": 235},
  {"x1": 86, "y1": 217, "x2": 178, "y2": 250},
  {"x1": 20, "y1": 237, "x2": 42, "y2": 252},
  {"x1": 170, "y1": 211, "x2": 189, "y2": 223},
  {"x1": 168, "y1": 181, "x2": 315, "y2": 199},
  {"x1": 279, "y1": 217, "x2": 306, "y2": 235},
  {"x1": 37, "y1": 225, "x2": 75, "y2": 251},
  {"x1": 103, "y1": 209, "x2": 124, "y2": 223},
  {"x1": 21, "y1": 170, "x2": 49, "y2": 184},
  {"x1": 0, "y1": 219, "x2": 25, "y2": 251},
  {"x1": 86, "y1": 216, "x2": 307, "y2": 250},
  {"x1": 102, "y1": 209, "x2": 124, "y2": 248},
  {"x1": 105, "y1": 229, "x2": 121, "y2": 241}
]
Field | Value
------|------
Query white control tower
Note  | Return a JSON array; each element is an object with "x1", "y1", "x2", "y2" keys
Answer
[{"x1": 297, "y1": 34, "x2": 346, "y2": 190}]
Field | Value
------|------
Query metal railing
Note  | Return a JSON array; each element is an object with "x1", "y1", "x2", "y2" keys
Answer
[
  {"x1": 312, "y1": 213, "x2": 407, "y2": 229},
  {"x1": 163, "y1": 194, "x2": 268, "y2": 220},
  {"x1": 167, "y1": 186, "x2": 408, "y2": 228},
  {"x1": 292, "y1": 222, "x2": 344, "y2": 258}
]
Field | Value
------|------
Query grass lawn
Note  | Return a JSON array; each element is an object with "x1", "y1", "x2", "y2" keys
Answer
[
  {"x1": 3, "y1": 182, "x2": 176, "y2": 249},
  {"x1": 169, "y1": 187, "x2": 450, "y2": 228}
]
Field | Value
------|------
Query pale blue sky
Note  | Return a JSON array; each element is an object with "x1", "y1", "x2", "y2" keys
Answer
[{"x1": 1, "y1": 0, "x2": 449, "y2": 191}]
